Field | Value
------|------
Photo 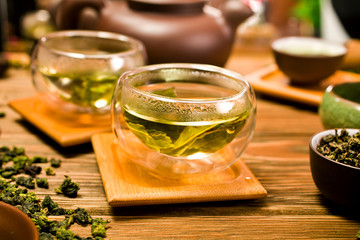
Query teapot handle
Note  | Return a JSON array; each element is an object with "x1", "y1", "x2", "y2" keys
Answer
[{"x1": 55, "y1": 0, "x2": 105, "y2": 30}]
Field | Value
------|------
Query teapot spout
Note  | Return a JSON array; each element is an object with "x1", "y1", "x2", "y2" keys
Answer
[{"x1": 212, "y1": 0, "x2": 253, "y2": 29}]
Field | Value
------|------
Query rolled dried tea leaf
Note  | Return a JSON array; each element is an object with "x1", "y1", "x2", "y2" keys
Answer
[
  {"x1": 36, "y1": 178, "x2": 49, "y2": 189},
  {"x1": 45, "y1": 167, "x2": 56, "y2": 176},
  {"x1": 50, "y1": 158, "x2": 61, "y2": 168},
  {"x1": 316, "y1": 129, "x2": 360, "y2": 168},
  {"x1": 55, "y1": 175, "x2": 80, "y2": 198}
]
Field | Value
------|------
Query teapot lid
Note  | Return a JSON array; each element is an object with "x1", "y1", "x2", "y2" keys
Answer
[{"x1": 127, "y1": 0, "x2": 207, "y2": 14}]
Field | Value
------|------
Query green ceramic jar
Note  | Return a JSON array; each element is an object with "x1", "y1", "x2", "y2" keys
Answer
[{"x1": 319, "y1": 82, "x2": 360, "y2": 129}]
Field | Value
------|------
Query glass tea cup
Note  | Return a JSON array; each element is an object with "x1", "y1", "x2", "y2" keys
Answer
[
  {"x1": 31, "y1": 30, "x2": 146, "y2": 125},
  {"x1": 112, "y1": 63, "x2": 256, "y2": 178}
]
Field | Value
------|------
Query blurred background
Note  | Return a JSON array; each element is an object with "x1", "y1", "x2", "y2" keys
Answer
[
  {"x1": 0, "y1": 0, "x2": 359, "y2": 67},
  {"x1": 1, "y1": 0, "x2": 358, "y2": 49},
  {"x1": 0, "y1": 0, "x2": 59, "y2": 52}
]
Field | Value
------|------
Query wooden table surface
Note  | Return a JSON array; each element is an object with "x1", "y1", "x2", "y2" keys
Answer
[{"x1": 1, "y1": 41, "x2": 359, "y2": 239}]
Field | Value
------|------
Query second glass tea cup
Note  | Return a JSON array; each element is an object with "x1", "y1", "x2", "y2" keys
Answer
[
  {"x1": 112, "y1": 63, "x2": 256, "y2": 178},
  {"x1": 31, "y1": 30, "x2": 146, "y2": 125}
]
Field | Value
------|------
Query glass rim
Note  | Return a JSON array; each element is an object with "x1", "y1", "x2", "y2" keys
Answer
[
  {"x1": 120, "y1": 63, "x2": 251, "y2": 104},
  {"x1": 37, "y1": 30, "x2": 146, "y2": 59}
]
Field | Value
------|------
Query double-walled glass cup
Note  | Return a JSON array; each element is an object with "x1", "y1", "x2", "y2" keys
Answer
[
  {"x1": 112, "y1": 63, "x2": 256, "y2": 178},
  {"x1": 31, "y1": 30, "x2": 146, "y2": 125}
]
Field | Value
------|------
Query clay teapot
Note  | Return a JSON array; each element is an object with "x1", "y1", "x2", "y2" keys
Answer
[{"x1": 55, "y1": 0, "x2": 253, "y2": 66}]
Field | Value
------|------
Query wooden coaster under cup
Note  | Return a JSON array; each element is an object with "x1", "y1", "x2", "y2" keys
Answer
[
  {"x1": 91, "y1": 132, "x2": 267, "y2": 207},
  {"x1": 9, "y1": 96, "x2": 111, "y2": 146}
]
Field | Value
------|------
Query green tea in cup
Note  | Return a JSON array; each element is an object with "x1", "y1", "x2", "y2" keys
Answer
[
  {"x1": 31, "y1": 30, "x2": 146, "y2": 124},
  {"x1": 112, "y1": 63, "x2": 256, "y2": 177}
]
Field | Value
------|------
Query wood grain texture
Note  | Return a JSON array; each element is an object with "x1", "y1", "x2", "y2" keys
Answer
[
  {"x1": 0, "y1": 46, "x2": 359, "y2": 239},
  {"x1": 9, "y1": 96, "x2": 111, "y2": 146},
  {"x1": 92, "y1": 133, "x2": 267, "y2": 207},
  {"x1": 245, "y1": 64, "x2": 360, "y2": 107}
]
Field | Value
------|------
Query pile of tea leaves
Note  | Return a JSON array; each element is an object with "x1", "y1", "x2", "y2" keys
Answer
[
  {"x1": 0, "y1": 145, "x2": 109, "y2": 240},
  {"x1": 316, "y1": 129, "x2": 360, "y2": 168}
]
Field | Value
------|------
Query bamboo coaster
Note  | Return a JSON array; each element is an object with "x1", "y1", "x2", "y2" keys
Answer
[
  {"x1": 91, "y1": 132, "x2": 267, "y2": 207},
  {"x1": 9, "y1": 96, "x2": 111, "y2": 146},
  {"x1": 245, "y1": 64, "x2": 360, "y2": 106}
]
